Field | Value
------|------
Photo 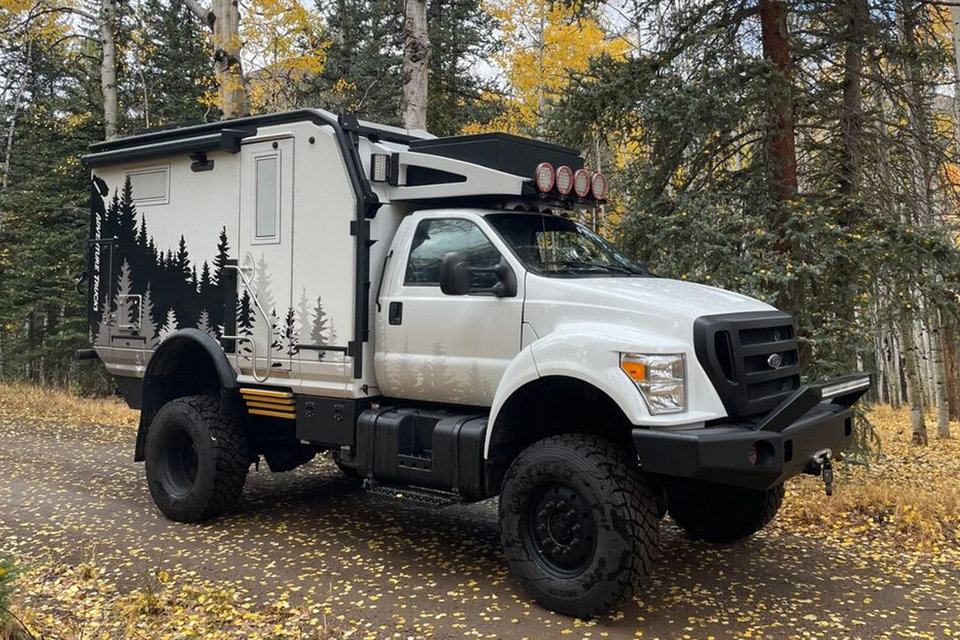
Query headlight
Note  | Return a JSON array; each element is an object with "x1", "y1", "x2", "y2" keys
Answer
[{"x1": 620, "y1": 353, "x2": 686, "y2": 414}]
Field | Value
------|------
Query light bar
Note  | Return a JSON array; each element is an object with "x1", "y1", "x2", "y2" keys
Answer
[
  {"x1": 573, "y1": 169, "x2": 591, "y2": 198},
  {"x1": 820, "y1": 376, "x2": 870, "y2": 400},
  {"x1": 556, "y1": 165, "x2": 574, "y2": 195},
  {"x1": 535, "y1": 162, "x2": 555, "y2": 193}
]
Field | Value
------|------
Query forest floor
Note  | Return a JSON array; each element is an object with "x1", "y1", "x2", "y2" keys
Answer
[{"x1": 0, "y1": 384, "x2": 958, "y2": 640}]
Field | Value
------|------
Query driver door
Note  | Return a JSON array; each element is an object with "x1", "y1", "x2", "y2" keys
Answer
[{"x1": 377, "y1": 214, "x2": 524, "y2": 405}]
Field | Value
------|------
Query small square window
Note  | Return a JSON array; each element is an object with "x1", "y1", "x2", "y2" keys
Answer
[{"x1": 126, "y1": 166, "x2": 169, "y2": 205}]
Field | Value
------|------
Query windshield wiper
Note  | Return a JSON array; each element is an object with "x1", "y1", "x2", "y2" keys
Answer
[{"x1": 543, "y1": 260, "x2": 641, "y2": 275}]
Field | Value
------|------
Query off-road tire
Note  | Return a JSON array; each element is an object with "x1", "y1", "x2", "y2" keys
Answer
[
  {"x1": 499, "y1": 434, "x2": 659, "y2": 617},
  {"x1": 668, "y1": 480, "x2": 785, "y2": 543},
  {"x1": 145, "y1": 395, "x2": 249, "y2": 522}
]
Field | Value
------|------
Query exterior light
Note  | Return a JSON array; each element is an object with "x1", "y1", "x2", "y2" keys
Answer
[
  {"x1": 535, "y1": 162, "x2": 555, "y2": 193},
  {"x1": 573, "y1": 168, "x2": 591, "y2": 198}
]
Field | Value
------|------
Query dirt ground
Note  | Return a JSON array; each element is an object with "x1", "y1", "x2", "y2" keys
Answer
[{"x1": 2, "y1": 415, "x2": 959, "y2": 639}]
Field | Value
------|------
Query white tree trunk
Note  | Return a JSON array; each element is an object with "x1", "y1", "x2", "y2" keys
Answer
[
  {"x1": 186, "y1": 0, "x2": 250, "y2": 119},
  {"x1": 901, "y1": 312, "x2": 928, "y2": 445},
  {"x1": 930, "y1": 310, "x2": 951, "y2": 438},
  {"x1": 400, "y1": 0, "x2": 429, "y2": 130},
  {"x1": 100, "y1": 0, "x2": 119, "y2": 139},
  {"x1": 950, "y1": 5, "x2": 960, "y2": 155},
  {"x1": 211, "y1": 0, "x2": 250, "y2": 119}
]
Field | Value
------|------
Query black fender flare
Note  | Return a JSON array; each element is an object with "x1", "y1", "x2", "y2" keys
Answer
[{"x1": 135, "y1": 329, "x2": 240, "y2": 461}]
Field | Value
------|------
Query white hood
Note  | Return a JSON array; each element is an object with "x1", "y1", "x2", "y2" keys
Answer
[{"x1": 524, "y1": 274, "x2": 775, "y2": 341}]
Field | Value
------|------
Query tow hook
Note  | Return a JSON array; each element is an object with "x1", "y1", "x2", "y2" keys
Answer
[{"x1": 812, "y1": 449, "x2": 834, "y2": 496}]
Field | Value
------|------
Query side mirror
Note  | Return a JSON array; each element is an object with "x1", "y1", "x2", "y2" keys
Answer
[{"x1": 440, "y1": 252, "x2": 517, "y2": 298}]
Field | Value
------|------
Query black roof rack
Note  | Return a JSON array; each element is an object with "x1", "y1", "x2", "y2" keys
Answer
[
  {"x1": 410, "y1": 132, "x2": 583, "y2": 179},
  {"x1": 82, "y1": 109, "x2": 422, "y2": 167}
]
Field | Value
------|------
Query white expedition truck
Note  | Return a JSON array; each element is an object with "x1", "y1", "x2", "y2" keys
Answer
[{"x1": 79, "y1": 110, "x2": 870, "y2": 617}]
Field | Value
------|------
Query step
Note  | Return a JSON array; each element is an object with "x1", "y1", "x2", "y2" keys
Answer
[{"x1": 365, "y1": 482, "x2": 461, "y2": 507}]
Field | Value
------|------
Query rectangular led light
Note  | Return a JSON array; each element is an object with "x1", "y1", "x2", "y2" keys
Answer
[
  {"x1": 370, "y1": 154, "x2": 390, "y2": 182},
  {"x1": 820, "y1": 376, "x2": 870, "y2": 400}
]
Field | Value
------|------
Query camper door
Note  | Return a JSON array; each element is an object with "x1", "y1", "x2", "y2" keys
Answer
[{"x1": 236, "y1": 137, "x2": 294, "y2": 376}]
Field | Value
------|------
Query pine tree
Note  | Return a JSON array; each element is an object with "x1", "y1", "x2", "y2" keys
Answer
[
  {"x1": 176, "y1": 236, "x2": 191, "y2": 281},
  {"x1": 197, "y1": 309, "x2": 216, "y2": 338},
  {"x1": 295, "y1": 286, "x2": 312, "y2": 343},
  {"x1": 389, "y1": 337, "x2": 417, "y2": 396},
  {"x1": 128, "y1": 0, "x2": 221, "y2": 126},
  {"x1": 236, "y1": 289, "x2": 253, "y2": 358},
  {"x1": 113, "y1": 259, "x2": 135, "y2": 331},
  {"x1": 419, "y1": 341, "x2": 460, "y2": 399},
  {"x1": 158, "y1": 307, "x2": 179, "y2": 342},
  {"x1": 464, "y1": 359, "x2": 492, "y2": 403},
  {"x1": 213, "y1": 227, "x2": 230, "y2": 286},
  {"x1": 116, "y1": 177, "x2": 138, "y2": 249},
  {"x1": 199, "y1": 261, "x2": 212, "y2": 294},
  {"x1": 141, "y1": 283, "x2": 159, "y2": 348},
  {"x1": 310, "y1": 295, "x2": 329, "y2": 360},
  {"x1": 284, "y1": 307, "x2": 298, "y2": 356}
]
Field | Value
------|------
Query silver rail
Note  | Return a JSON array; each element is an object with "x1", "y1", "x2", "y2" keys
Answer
[{"x1": 221, "y1": 263, "x2": 273, "y2": 383}]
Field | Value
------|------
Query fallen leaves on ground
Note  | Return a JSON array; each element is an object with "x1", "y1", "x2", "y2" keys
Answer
[
  {"x1": 0, "y1": 383, "x2": 138, "y2": 428},
  {"x1": 778, "y1": 404, "x2": 960, "y2": 559}
]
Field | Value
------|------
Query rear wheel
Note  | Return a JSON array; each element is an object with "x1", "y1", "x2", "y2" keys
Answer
[
  {"x1": 668, "y1": 480, "x2": 784, "y2": 543},
  {"x1": 499, "y1": 434, "x2": 659, "y2": 617},
  {"x1": 145, "y1": 395, "x2": 249, "y2": 522}
]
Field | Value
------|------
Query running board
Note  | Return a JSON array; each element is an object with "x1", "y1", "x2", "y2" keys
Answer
[{"x1": 364, "y1": 482, "x2": 463, "y2": 507}]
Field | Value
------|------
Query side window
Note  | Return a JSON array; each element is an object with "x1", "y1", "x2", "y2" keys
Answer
[
  {"x1": 404, "y1": 218, "x2": 501, "y2": 288},
  {"x1": 126, "y1": 166, "x2": 169, "y2": 206},
  {"x1": 254, "y1": 154, "x2": 280, "y2": 241}
]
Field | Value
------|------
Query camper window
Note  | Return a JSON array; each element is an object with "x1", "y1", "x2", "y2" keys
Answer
[
  {"x1": 125, "y1": 166, "x2": 169, "y2": 206},
  {"x1": 254, "y1": 154, "x2": 280, "y2": 241}
]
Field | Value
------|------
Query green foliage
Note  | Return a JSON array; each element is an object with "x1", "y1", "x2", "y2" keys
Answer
[
  {"x1": 311, "y1": 0, "x2": 502, "y2": 132},
  {"x1": 0, "y1": 554, "x2": 20, "y2": 618},
  {"x1": 126, "y1": 0, "x2": 221, "y2": 128}
]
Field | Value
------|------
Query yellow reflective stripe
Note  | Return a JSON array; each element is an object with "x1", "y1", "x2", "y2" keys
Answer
[
  {"x1": 247, "y1": 408, "x2": 296, "y2": 420},
  {"x1": 239, "y1": 387, "x2": 293, "y2": 399},
  {"x1": 246, "y1": 400, "x2": 296, "y2": 410}
]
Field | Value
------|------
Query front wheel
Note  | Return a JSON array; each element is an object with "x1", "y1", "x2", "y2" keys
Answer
[
  {"x1": 145, "y1": 395, "x2": 249, "y2": 522},
  {"x1": 499, "y1": 434, "x2": 660, "y2": 617},
  {"x1": 668, "y1": 480, "x2": 784, "y2": 543}
]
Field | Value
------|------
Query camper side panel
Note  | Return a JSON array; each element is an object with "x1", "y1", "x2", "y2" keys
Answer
[{"x1": 89, "y1": 151, "x2": 242, "y2": 382}]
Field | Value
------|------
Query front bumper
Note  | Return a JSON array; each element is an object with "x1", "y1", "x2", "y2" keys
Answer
[{"x1": 632, "y1": 374, "x2": 870, "y2": 490}]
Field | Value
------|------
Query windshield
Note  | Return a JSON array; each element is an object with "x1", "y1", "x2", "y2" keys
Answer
[{"x1": 486, "y1": 213, "x2": 648, "y2": 277}]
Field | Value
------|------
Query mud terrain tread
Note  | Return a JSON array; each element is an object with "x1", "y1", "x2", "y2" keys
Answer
[
  {"x1": 499, "y1": 434, "x2": 659, "y2": 617},
  {"x1": 146, "y1": 394, "x2": 248, "y2": 522}
]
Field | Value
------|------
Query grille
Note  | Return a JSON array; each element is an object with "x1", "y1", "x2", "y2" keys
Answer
[{"x1": 694, "y1": 311, "x2": 801, "y2": 418}]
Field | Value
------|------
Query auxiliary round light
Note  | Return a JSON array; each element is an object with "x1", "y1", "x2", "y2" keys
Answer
[
  {"x1": 591, "y1": 172, "x2": 608, "y2": 200},
  {"x1": 555, "y1": 165, "x2": 574, "y2": 195},
  {"x1": 534, "y1": 162, "x2": 555, "y2": 193},
  {"x1": 573, "y1": 168, "x2": 591, "y2": 198}
]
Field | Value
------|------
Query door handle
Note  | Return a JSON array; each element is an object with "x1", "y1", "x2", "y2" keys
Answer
[{"x1": 388, "y1": 301, "x2": 403, "y2": 325}]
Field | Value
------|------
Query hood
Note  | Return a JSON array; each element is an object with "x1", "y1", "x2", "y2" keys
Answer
[{"x1": 524, "y1": 275, "x2": 775, "y2": 341}]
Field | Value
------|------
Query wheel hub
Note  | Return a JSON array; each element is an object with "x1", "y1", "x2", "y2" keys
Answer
[{"x1": 524, "y1": 482, "x2": 597, "y2": 576}]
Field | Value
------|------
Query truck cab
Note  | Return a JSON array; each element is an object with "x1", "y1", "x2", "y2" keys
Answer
[{"x1": 80, "y1": 110, "x2": 870, "y2": 617}]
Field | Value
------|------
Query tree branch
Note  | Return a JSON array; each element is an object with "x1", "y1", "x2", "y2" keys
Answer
[{"x1": 181, "y1": 0, "x2": 210, "y2": 23}]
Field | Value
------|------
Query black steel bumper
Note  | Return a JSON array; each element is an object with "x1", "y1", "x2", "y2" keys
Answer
[{"x1": 632, "y1": 373, "x2": 871, "y2": 490}]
